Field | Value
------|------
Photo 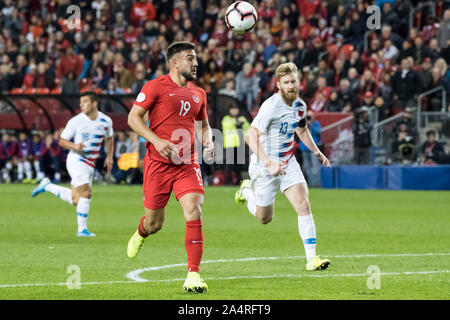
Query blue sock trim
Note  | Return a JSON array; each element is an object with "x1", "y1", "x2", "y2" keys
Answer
[
  {"x1": 303, "y1": 238, "x2": 316, "y2": 245},
  {"x1": 77, "y1": 212, "x2": 88, "y2": 218}
]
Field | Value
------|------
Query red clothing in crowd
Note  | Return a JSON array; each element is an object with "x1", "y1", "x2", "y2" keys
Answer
[
  {"x1": 57, "y1": 52, "x2": 84, "y2": 78},
  {"x1": 130, "y1": 1, "x2": 156, "y2": 27},
  {"x1": 297, "y1": 0, "x2": 321, "y2": 18}
]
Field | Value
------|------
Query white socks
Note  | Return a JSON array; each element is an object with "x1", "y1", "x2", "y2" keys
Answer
[
  {"x1": 76, "y1": 197, "x2": 91, "y2": 232},
  {"x1": 242, "y1": 187, "x2": 256, "y2": 216},
  {"x1": 45, "y1": 183, "x2": 73, "y2": 205},
  {"x1": 298, "y1": 214, "x2": 317, "y2": 263},
  {"x1": 44, "y1": 184, "x2": 91, "y2": 232}
]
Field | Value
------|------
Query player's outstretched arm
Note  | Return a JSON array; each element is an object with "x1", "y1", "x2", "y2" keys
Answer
[
  {"x1": 295, "y1": 126, "x2": 331, "y2": 167},
  {"x1": 246, "y1": 126, "x2": 285, "y2": 176},
  {"x1": 128, "y1": 104, "x2": 177, "y2": 160}
]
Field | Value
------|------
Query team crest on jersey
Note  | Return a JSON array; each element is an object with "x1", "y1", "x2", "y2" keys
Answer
[{"x1": 192, "y1": 95, "x2": 200, "y2": 103}]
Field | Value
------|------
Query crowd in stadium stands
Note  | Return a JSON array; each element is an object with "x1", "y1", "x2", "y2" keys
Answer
[{"x1": 1, "y1": 0, "x2": 450, "y2": 184}]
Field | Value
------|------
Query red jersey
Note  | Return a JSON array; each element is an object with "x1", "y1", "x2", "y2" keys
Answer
[{"x1": 133, "y1": 74, "x2": 208, "y2": 164}]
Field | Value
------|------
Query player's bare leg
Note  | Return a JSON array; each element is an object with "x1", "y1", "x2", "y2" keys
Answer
[
  {"x1": 284, "y1": 183, "x2": 330, "y2": 270},
  {"x1": 255, "y1": 205, "x2": 274, "y2": 224},
  {"x1": 127, "y1": 208, "x2": 165, "y2": 258},
  {"x1": 179, "y1": 192, "x2": 207, "y2": 293}
]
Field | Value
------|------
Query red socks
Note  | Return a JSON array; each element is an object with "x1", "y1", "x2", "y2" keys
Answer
[
  {"x1": 138, "y1": 216, "x2": 149, "y2": 238},
  {"x1": 185, "y1": 220, "x2": 203, "y2": 273}
]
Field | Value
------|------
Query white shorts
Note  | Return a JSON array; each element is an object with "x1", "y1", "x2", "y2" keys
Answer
[
  {"x1": 248, "y1": 157, "x2": 306, "y2": 207},
  {"x1": 66, "y1": 154, "x2": 95, "y2": 187}
]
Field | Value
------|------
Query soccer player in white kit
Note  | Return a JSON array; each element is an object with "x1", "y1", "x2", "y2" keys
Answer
[
  {"x1": 235, "y1": 63, "x2": 331, "y2": 270},
  {"x1": 32, "y1": 91, "x2": 114, "y2": 237}
]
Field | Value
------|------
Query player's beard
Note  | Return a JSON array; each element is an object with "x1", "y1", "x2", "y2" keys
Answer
[
  {"x1": 280, "y1": 87, "x2": 299, "y2": 104},
  {"x1": 181, "y1": 69, "x2": 197, "y2": 81}
]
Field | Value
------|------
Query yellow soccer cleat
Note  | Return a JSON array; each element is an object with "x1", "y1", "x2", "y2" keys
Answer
[
  {"x1": 127, "y1": 230, "x2": 145, "y2": 258},
  {"x1": 183, "y1": 271, "x2": 208, "y2": 293},
  {"x1": 306, "y1": 256, "x2": 330, "y2": 271},
  {"x1": 235, "y1": 179, "x2": 251, "y2": 205}
]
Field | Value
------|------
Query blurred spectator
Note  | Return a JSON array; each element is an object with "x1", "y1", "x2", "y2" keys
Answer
[
  {"x1": 412, "y1": 36, "x2": 430, "y2": 65},
  {"x1": 57, "y1": 46, "x2": 84, "y2": 79},
  {"x1": 419, "y1": 57, "x2": 434, "y2": 89},
  {"x1": 378, "y1": 72, "x2": 393, "y2": 107},
  {"x1": 387, "y1": 130, "x2": 416, "y2": 165},
  {"x1": 353, "y1": 107, "x2": 372, "y2": 165},
  {"x1": 347, "y1": 67, "x2": 361, "y2": 94},
  {"x1": 92, "y1": 65, "x2": 110, "y2": 91},
  {"x1": 392, "y1": 58, "x2": 423, "y2": 109},
  {"x1": 218, "y1": 80, "x2": 237, "y2": 99},
  {"x1": 393, "y1": 107, "x2": 418, "y2": 140},
  {"x1": 40, "y1": 132, "x2": 62, "y2": 183},
  {"x1": 338, "y1": 78, "x2": 357, "y2": 112},
  {"x1": 31, "y1": 133, "x2": 44, "y2": 180},
  {"x1": 235, "y1": 63, "x2": 259, "y2": 112},
  {"x1": 22, "y1": 63, "x2": 38, "y2": 89},
  {"x1": 437, "y1": 9, "x2": 450, "y2": 63},
  {"x1": 254, "y1": 61, "x2": 271, "y2": 98},
  {"x1": 374, "y1": 96, "x2": 389, "y2": 122},
  {"x1": 112, "y1": 131, "x2": 136, "y2": 184},
  {"x1": 304, "y1": 37, "x2": 326, "y2": 66},
  {"x1": 421, "y1": 130, "x2": 445, "y2": 165},
  {"x1": 360, "y1": 91, "x2": 375, "y2": 109},
  {"x1": 131, "y1": 70, "x2": 147, "y2": 95},
  {"x1": 61, "y1": 71, "x2": 80, "y2": 94},
  {"x1": 262, "y1": 34, "x2": 278, "y2": 65},
  {"x1": 325, "y1": 90, "x2": 344, "y2": 112},
  {"x1": 1, "y1": 133, "x2": 16, "y2": 183},
  {"x1": 359, "y1": 70, "x2": 378, "y2": 97},
  {"x1": 299, "y1": 111, "x2": 322, "y2": 187},
  {"x1": 382, "y1": 3, "x2": 400, "y2": 31},
  {"x1": 114, "y1": 61, "x2": 133, "y2": 89},
  {"x1": 33, "y1": 62, "x2": 55, "y2": 89},
  {"x1": 201, "y1": 59, "x2": 224, "y2": 93},
  {"x1": 310, "y1": 92, "x2": 326, "y2": 112},
  {"x1": 222, "y1": 105, "x2": 250, "y2": 185},
  {"x1": 107, "y1": 78, "x2": 125, "y2": 95},
  {"x1": 130, "y1": 0, "x2": 156, "y2": 27},
  {"x1": 328, "y1": 58, "x2": 346, "y2": 87},
  {"x1": 17, "y1": 132, "x2": 33, "y2": 182},
  {"x1": 426, "y1": 67, "x2": 450, "y2": 111}
]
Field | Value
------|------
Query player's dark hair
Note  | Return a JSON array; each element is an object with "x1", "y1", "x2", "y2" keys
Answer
[
  {"x1": 166, "y1": 41, "x2": 196, "y2": 62},
  {"x1": 80, "y1": 91, "x2": 99, "y2": 103}
]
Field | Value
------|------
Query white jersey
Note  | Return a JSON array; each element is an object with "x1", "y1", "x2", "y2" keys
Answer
[
  {"x1": 60, "y1": 111, "x2": 113, "y2": 168},
  {"x1": 250, "y1": 93, "x2": 307, "y2": 165}
]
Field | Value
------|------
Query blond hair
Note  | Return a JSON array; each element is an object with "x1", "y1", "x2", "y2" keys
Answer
[{"x1": 275, "y1": 62, "x2": 299, "y2": 81}]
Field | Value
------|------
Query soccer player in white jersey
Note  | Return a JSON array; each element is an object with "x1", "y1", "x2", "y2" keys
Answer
[
  {"x1": 31, "y1": 91, "x2": 114, "y2": 237},
  {"x1": 235, "y1": 63, "x2": 332, "y2": 271}
]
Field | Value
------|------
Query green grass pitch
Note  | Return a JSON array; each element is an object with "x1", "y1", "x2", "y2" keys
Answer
[{"x1": 0, "y1": 184, "x2": 449, "y2": 300}]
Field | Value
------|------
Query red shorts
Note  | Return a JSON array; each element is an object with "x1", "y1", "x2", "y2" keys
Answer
[{"x1": 142, "y1": 156, "x2": 204, "y2": 210}]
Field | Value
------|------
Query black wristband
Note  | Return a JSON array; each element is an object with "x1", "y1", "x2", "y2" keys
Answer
[{"x1": 298, "y1": 118, "x2": 306, "y2": 128}]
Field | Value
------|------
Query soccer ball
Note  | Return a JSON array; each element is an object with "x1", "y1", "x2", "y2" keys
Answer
[{"x1": 225, "y1": 1, "x2": 258, "y2": 34}]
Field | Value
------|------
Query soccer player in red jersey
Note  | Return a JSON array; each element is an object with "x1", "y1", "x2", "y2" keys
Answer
[{"x1": 126, "y1": 41, "x2": 214, "y2": 293}]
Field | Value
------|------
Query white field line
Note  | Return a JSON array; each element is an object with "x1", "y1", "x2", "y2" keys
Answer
[{"x1": 0, "y1": 253, "x2": 448, "y2": 289}]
